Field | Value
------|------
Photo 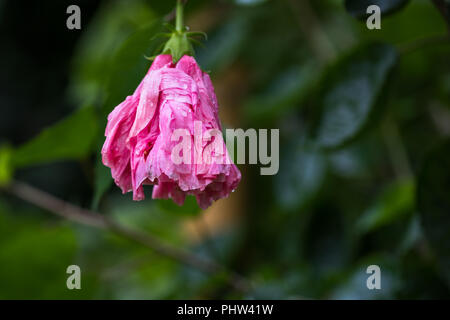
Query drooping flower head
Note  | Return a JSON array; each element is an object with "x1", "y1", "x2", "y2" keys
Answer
[{"x1": 102, "y1": 54, "x2": 241, "y2": 209}]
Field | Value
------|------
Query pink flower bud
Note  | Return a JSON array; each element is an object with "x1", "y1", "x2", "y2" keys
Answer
[{"x1": 102, "y1": 55, "x2": 241, "y2": 209}]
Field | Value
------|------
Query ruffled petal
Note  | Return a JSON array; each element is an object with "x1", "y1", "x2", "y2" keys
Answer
[
  {"x1": 102, "y1": 54, "x2": 241, "y2": 208},
  {"x1": 102, "y1": 95, "x2": 138, "y2": 193}
]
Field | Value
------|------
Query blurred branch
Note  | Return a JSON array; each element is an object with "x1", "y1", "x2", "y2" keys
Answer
[
  {"x1": 6, "y1": 180, "x2": 251, "y2": 294},
  {"x1": 398, "y1": 0, "x2": 450, "y2": 55},
  {"x1": 286, "y1": 0, "x2": 336, "y2": 62},
  {"x1": 9, "y1": 181, "x2": 107, "y2": 228}
]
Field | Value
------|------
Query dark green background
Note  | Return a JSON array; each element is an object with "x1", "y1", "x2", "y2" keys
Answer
[{"x1": 0, "y1": 0, "x2": 449, "y2": 299}]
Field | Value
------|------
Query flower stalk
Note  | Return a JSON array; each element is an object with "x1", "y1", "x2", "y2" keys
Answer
[
  {"x1": 175, "y1": 0, "x2": 184, "y2": 33},
  {"x1": 160, "y1": 0, "x2": 206, "y2": 63},
  {"x1": 162, "y1": 0, "x2": 194, "y2": 63}
]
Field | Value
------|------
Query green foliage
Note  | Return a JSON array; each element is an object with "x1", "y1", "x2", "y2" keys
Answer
[
  {"x1": 92, "y1": 156, "x2": 113, "y2": 210},
  {"x1": 157, "y1": 196, "x2": 201, "y2": 216},
  {"x1": 275, "y1": 142, "x2": 326, "y2": 212},
  {"x1": 0, "y1": 204, "x2": 92, "y2": 299},
  {"x1": 310, "y1": 43, "x2": 397, "y2": 149},
  {"x1": 357, "y1": 179, "x2": 415, "y2": 234},
  {"x1": 0, "y1": 145, "x2": 12, "y2": 186},
  {"x1": 69, "y1": 0, "x2": 158, "y2": 107},
  {"x1": 2, "y1": 0, "x2": 450, "y2": 300},
  {"x1": 244, "y1": 64, "x2": 317, "y2": 122},
  {"x1": 12, "y1": 107, "x2": 98, "y2": 168},
  {"x1": 196, "y1": 14, "x2": 248, "y2": 73}
]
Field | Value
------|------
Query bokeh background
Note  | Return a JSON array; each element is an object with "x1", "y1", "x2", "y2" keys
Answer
[{"x1": 1, "y1": 0, "x2": 450, "y2": 299}]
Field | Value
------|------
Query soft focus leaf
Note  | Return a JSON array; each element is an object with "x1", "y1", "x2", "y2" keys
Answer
[
  {"x1": 244, "y1": 64, "x2": 317, "y2": 121},
  {"x1": 69, "y1": 0, "x2": 157, "y2": 107},
  {"x1": 356, "y1": 179, "x2": 415, "y2": 234},
  {"x1": 0, "y1": 206, "x2": 89, "y2": 299},
  {"x1": 275, "y1": 141, "x2": 326, "y2": 211},
  {"x1": 417, "y1": 139, "x2": 450, "y2": 286},
  {"x1": 0, "y1": 145, "x2": 12, "y2": 185},
  {"x1": 12, "y1": 107, "x2": 98, "y2": 168},
  {"x1": 310, "y1": 43, "x2": 397, "y2": 149},
  {"x1": 157, "y1": 196, "x2": 201, "y2": 216},
  {"x1": 92, "y1": 154, "x2": 112, "y2": 210},
  {"x1": 345, "y1": 0, "x2": 411, "y2": 19},
  {"x1": 196, "y1": 14, "x2": 248, "y2": 73}
]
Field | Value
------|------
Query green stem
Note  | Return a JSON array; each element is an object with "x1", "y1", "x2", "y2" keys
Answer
[{"x1": 176, "y1": 0, "x2": 184, "y2": 32}]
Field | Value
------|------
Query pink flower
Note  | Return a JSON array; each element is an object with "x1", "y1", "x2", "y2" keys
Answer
[{"x1": 102, "y1": 55, "x2": 241, "y2": 209}]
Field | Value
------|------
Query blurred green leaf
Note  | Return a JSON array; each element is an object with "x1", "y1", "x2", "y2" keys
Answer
[
  {"x1": 107, "y1": 198, "x2": 186, "y2": 254},
  {"x1": 0, "y1": 145, "x2": 12, "y2": 186},
  {"x1": 244, "y1": 63, "x2": 317, "y2": 121},
  {"x1": 355, "y1": 0, "x2": 448, "y2": 45},
  {"x1": 432, "y1": 0, "x2": 450, "y2": 25},
  {"x1": 92, "y1": 154, "x2": 112, "y2": 210},
  {"x1": 345, "y1": 0, "x2": 410, "y2": 19},
  {"x1": 0, "y1": 206, "x2": 91, "y2": 299},
  {"x1": 417, "y1": 139, "x2": 450, "y2": 287},
  {"x1": 310, "y1": 43, "x2": 397, "y2": 149},
  {"x1": 106, "y1": 257, "x2": 178, "y2": 299},
  {"x1": 328, "y1": 146, "x2": 369, "y2": 178},
  {"x1": 69, "y1": 0, "x2": 157, "y2": 107},
  {"x1": 157, "y1": 195, "x2": 201, "y2": 216},
  {"x1": 275, "y1": 142, "x2": 326, "y2": 211},
  {"x1": 12, "y1": 107, "x2": 98, "y2": 168},
  {"x1": 196, "y1": 14, "x2": 248, "y2": 73},
  {"x1": 397, "y1": 216, "x2": 421, "y2": 254},
  {"x1": 356, "y1": 179, "x2": 415, "y2": 234}
]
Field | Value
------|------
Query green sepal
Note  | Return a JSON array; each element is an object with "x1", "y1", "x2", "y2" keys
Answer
[
  {"x1": 186, "y1": 31, "x2": 208, "y2": 40},
  {"x1": 162, "y1": 31, "x2": 194, "y2": 63}
]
